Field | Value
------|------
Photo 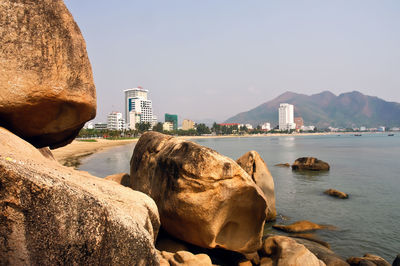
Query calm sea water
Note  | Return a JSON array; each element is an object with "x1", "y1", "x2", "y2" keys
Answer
[{"x1": 79, "y1": 134, "x2": 400, "y2": 261}]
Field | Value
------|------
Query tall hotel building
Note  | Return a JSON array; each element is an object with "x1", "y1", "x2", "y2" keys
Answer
[
  {"x1": 124, "y1": 87, "x2": 156, "y2": 130},
  {"x1": 279, "y1": 103, "x2": 296, "y2": 131}
]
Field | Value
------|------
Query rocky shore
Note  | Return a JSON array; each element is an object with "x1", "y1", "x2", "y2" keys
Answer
[{"x1": 0, "y1": 1, "x2": 397, "y2": 265}]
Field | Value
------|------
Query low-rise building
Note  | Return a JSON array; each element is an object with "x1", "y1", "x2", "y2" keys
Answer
[
  {"x1": 107, "y1": 112, "x2": 125, "y2": 131},
  {"x1": 260, "y1": 122, "x2": 271, "y2": 131},
  {"x1": 182, "y1": 119, "x2": 195, "y2": 130},
  {"x1": 163, "y1": 122, "x2": 174, "y2": 131},
  {"x1": 294, "y1": 117, "x2": 304, "y2": 130},
  {"x1": 94, "y1": 123, "x2": 107, "y2": 130},
  {"x1": 165, "y1": 113, "x2": 178, "y2": 131}
]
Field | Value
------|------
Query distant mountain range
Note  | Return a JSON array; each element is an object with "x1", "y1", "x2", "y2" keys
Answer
[{"x1": 224, "y1": 91, "x2": 400, "y2": 128}]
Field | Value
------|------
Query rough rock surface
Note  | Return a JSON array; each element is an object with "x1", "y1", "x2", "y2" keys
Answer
[
  {"x1": 158, "y1": 250, "x2": 212, "y2": 266},
  {"x1": 0, "y1": 128, "x2": 160, "y2": 265},
  {"x1": 236, "y1": 151, "x2": 276, "y2": 220},
  {"x1": 261, "y1": 235, "x2": 326, "y2": 266},
  {"x1": 324, "y1": 189, "x2": 349, "y2": 199},
  {"x1": 346, "y1": 254, "x2": 390, "y2": 266},
  {"x1": 0, "y1": 0, "x2": 96, "y2": 149},
  {"x1": 293, "y1": 238, "x2": 349, "y2": 266},
  {"x1": 273, "y1": 220, "x2": 334, "y2": 233},
  {"x1": 393, "y1": 254, "x2": 400, "y2": 266},
  {"x1": 130, "y1": 132, "x2": 267, "y2": 253},
  {"x1": 105, "y1": 173, "x2": 131, "y2": 188},
  {"x1": 292, "y1": 157, "x2": 330, "y2": 171}
]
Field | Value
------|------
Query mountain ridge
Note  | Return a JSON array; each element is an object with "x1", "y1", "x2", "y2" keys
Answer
[{"x1": 224, "y1": 91, "x2": 400, "y2": 128}]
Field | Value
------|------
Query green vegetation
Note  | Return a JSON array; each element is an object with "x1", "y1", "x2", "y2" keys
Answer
[{"x1": 77, "y1": 139, "x2": 97, "y2": 142}]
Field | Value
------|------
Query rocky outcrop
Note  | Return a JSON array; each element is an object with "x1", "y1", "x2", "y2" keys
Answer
[
  {"x1": 236, "y1": 151, "x2": 276, "y2": 220},
  {"x1": 260, "y1": 235, "x2": 326, "y2": 266},
  {"x1": 0, "y1": 0, "x2": 96, "y2": 149},
  {"x1": 0, "y1": 127, "x2": 160, "y2": 265},
  {"x1": 324, "y1": 189, "x2": 349, "y2": 199},
  {"x1": 393, "y1": 254, "x2": 400, "y2": 266},
  {"x1": 292, "y1": 157, "x2": 330, "y2": 171},
  {"x1": 293, "y1": 238, "x2": 349, "y2": 266},
  {"x1": 105, "y1": 173, "x2": 132, "y2": 187},
  {"x1": 130, "y1": 132, "x2": 267, "y2": 253},
  {"x1": 346, "y1": 254, "x2": 390, "y2": 266},
  {"x1": 158, "y1": 250, "x2": 213, "y2": 266},
  {"x1": 273, "y1": 220, "x2": 334, "y2": 233}
]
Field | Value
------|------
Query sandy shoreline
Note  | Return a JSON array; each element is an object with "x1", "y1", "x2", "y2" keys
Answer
[{"x1": 52, "y1": 132, "x2": 352, "y2": 167}]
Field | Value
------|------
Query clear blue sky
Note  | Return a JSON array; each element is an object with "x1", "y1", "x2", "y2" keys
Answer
[{"x1": 65, "y1": 0, "x2": 400, "y2": 123}]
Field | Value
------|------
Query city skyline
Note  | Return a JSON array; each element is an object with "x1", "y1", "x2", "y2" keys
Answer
[{"x1": 65, "y1": 1, "x2": 400, "y2": 123}]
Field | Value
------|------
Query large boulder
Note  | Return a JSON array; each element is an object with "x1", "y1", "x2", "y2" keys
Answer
[
  {"x1": 236, "y1": 151, "x2": 276, "y2": 221},
  {"x1": 292, "y1": 157, "x2": 330, "y2": 171},
  {"x1": 346, "y1": 254, "x2": 390, "y2": 266},
  {"x1": 0, "y1": 0, "x2": 96, "y2": 149},
  {"x1": 158, "y1": 250, "x2": 213, "y2": 266},
  {"x1": 130, "y1": 132, "x2": 267, "y2": 253},
  {"x1": 260, "y1": 235, "x2": 326, "y2": 266},
  {"x1": 0, "y1": 127, "x2": 160, "y2": 265},
  {"x1": 273, "y1": 220, "x2": 333, "y2": 233}
]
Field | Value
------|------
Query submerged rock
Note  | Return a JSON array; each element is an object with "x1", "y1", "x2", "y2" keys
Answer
[
  {"x1": 324, "y1": 189, "x2": 349, "y2": 199},
  {"x1": 236, "y1": 151, "x2": 276, "y2": 221},
  {"x1": 260, "y1": 235, "x2": 326, "y2": 266},
  {"x1": 273, "y1": 220, "x2": 334, "y2": 233},
  {"x1": 0, "y1": 0, "x2": 96, "y2": 149},
  {"x1": 346, "y1": 253, "x2": 390, "y2": 266},
  {"x1": 0, "y1": 127, "x2": 159, "y2": 265},
  {"x1": 130, "y1": 132, "x2": 267, "y2": 253},
  {"x1": 292, "y1": 157, "x2": 330, "y2": 171},
  {"x1": 275, "y1": 163, "x2": 291, "y2": 167}
]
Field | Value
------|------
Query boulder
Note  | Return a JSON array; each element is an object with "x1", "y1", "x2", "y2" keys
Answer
[
  {"x1": 158, "y1": 250, "x2": 213, "y2": 266},
  {"x1": 275, "y1": 163, "x2": 291, "y2": 167},
  {"x1": 324, "y1": 189, "x2": 349, "y2": 199},
  {"x1": 260, "y1": 235, "x2": 326, "y2": 266},
  {"x1": 347, "y1": 254, "x2": 390, "y2": 266},
  {"x1": 130, "y1": 132, "x2": 267, "y2": 253},
  {"x1": 393, "y1": 254, "x2": 400, "y2": 266},
  {"x1": 273, "y1": 220, "x2": 334, "y2": 233},
  {"x1": 0, "y1": 0, "x2": 96, "y2": 149},
  {"x1": 293, "y1": 238, "x2": 349, "y2": 266},
  {"x1": 292, "y1": 157, "x2": 330, "y2": 171},
  {"x1": 105, "y1": 173, "x2": 132, "y2": 188},
  {"x1": 236, "y1": 151, "x2": 276, "y2": 220},
  {"x1": 0, "y1": 127, "x2": 160, "y2": 265}
]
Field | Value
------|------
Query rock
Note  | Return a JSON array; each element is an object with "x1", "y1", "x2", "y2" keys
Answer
[
  {"x1": 273, "y1": 220, "x2": 334, "y2": 233},
  {"x1": 105, "y1": 173, "x2": 131, "y2": 187},
  {"x1": 0, "y1": 127, "x2": 160, "y2": 265},
  {"x1": 261, "y1": 235, "x2": 326, "y2": 266},
  {"x1": 324, "y1": 189, "x2": 349, "y2": 199},
  {"x1": 158, "y1": 250, "x2": 213, "y2": 266},
  {"x1": 292, "y1": 157, "x2": 330, "y2": 171},
  {"x1": 290, "y1": 233, "x2": 331, "y2": 248},
  {"x1": 346, "y1": 254, "x2": 390, "y2": 266},
  {"x1": 130, "y1": 132, "x2": 267, "y2": 253},
  {"x1": 0, "y1": 0, "x2": 96, "y2": 149},
  {"x1": 393, "y1": 254, "x2": 400, "y2": 266},
  {"x1": 236, "y1": 150, "x2": 276, "y2": 220},
  {"x1": 293, "y1": 238, "x2": 349, "y2": 266},
  {"x1": 275, "y1": 163, "x2": 291, "y2": 167},
  {"x1": 156, "y1": 228, "x2": 190, "y2": 253}
]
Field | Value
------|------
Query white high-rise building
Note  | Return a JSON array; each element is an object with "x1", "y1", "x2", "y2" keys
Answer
[
  {"x1": 107, "y1": 112, "x2": 125, "y2": 131},
  {"x1": 279, "y1": 103, "x2": 296, "y2": 131},
  {"x1": 124, "y1": 87, "x2": 156, "y2": 129},
  {"x1": 261, "y1": 122, "x2": 271, "y2": 131}
]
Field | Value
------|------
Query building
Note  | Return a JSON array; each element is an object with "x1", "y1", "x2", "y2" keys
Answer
[
  {"x1": 279, "y1": 103, "x2": 296, "y2": 131},
  {"x1": 107, "y1": 112, "x2": 125, "y2": 131},
  {"x1": 165, "y1": 113, "x2": 178, "y2": 130},
  {"x1": 83, "y1": 121, "x2": 94, "y2": 130},
  {"x1": 260, "y1": 122, "x2": 271, "y2": 131},
  {"x1": 378, "y1": 126, "x2": 386, "y2": 132},
  {"x1": 182, "y1": 119, "x2": 195, "y2": 130},
  {"x1": 94, "y1": 123, "x2": 107, "y2": 130},
  {"x1": 294, "y1": 117, "x2": 304, "y2": 130},
  {"x1": 163, "y1": 122, "x2": 174, "y2": 131},
  {"x1": 124, "y1": 87, "x2": 156, "y2": 128},
  {"x1": 218, "y1": 123, "x2": 240, "y2": 127},
  {"x1": 244, "y1": 124, "x2": 253, "y2": 130}
]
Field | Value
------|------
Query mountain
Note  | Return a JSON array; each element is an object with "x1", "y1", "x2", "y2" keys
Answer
[{"x1": 224, "y1": 91, "x2": 400, "y2": 128}]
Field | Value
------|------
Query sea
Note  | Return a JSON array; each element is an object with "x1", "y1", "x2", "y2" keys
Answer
[{"x1": 78, "y1": 133, "x2": 400, "y2": 262}]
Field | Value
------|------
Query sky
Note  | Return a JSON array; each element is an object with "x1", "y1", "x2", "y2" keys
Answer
[{"x1": 64, "y1": 0, "x2": 400, "y2": 124}]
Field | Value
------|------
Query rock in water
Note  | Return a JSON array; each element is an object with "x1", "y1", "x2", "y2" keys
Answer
[
  {"x1": 261, "y1": 235, "x2": 326, "y2": 266},
  {"x1": 347, "y1": 254, "x2": 390, "y2": 266},
  {"x1": 0, "y1": 0, "x2": 96, "y2": 149},
  {"x1": 292, "y1": 157, "x2": 330, "y2": 171},
  {"x1": 130, "y1": 132, "x2": 267, "y2": 253},
  {"x1": 273, "y1": 220, "x2": 333, "y2": 233},
  {"x1": 0, "y1": 127, "x2": 159, "y2": 265},
  {"x1": 236, "y1": 151, "x2": 276, "y2": 221},
  {"x1": 324, "y1": 189, "x2": 349, "y2": 199}
]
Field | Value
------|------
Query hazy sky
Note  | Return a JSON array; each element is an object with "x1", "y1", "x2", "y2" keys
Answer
[{"x1": 65, "y1": 0, "x2": 400, "y2": 123}]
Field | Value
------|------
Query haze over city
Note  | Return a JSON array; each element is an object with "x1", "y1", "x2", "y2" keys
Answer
[{"x1": 64, "y1": 0, "x2": 400, "y2": 123}]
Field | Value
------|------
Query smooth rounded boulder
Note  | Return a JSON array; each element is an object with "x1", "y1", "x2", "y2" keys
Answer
[
  {"x1": 236, "y1": 151, "x2": 276, "y2": 221},
  {"x1": 0, "y1": 0, "x2": 96, "y2": 149},
  {"x1": 292, "y1": 157, "x2": 330, "y2": 171},
  {"x1": 324, "y1": 189, "x2": 349, "y2": 199},
  {"x1": 130, "y1": 132, "x2": 267, "y2": 253},
  {"x1": 273, "y1": 220, "x2": 334, "y2": 233}
]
